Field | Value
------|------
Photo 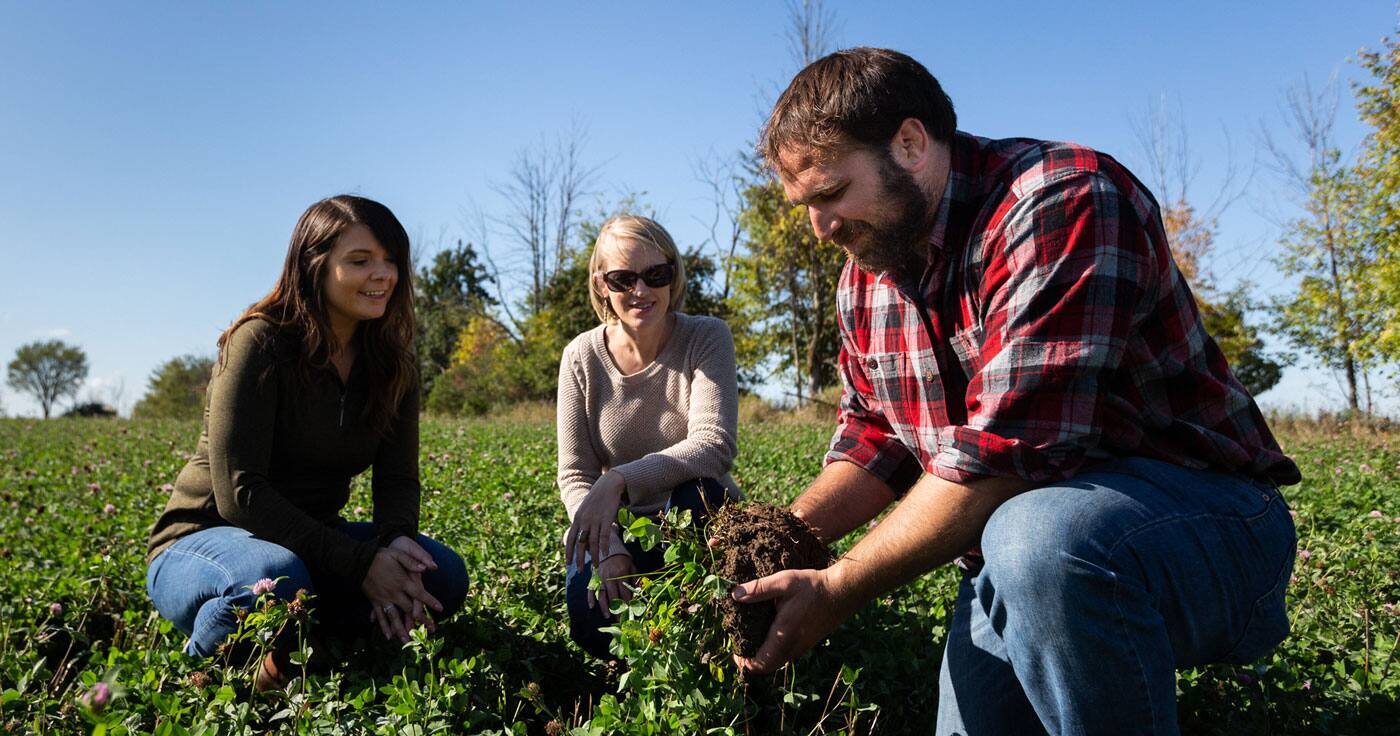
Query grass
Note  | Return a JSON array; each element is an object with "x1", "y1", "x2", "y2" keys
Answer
[{"x1": 0, "y1": 415, "x2": 1397, "y2": 734}]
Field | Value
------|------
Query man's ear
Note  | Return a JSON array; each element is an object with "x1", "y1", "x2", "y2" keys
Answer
[{"x1": 889, "y1": 117, "x2": 931, "y2": 173}]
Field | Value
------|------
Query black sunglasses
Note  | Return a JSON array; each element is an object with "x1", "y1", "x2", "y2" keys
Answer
[{"x1": 600, "y1": 262, "x2": 676, "y2": 292}]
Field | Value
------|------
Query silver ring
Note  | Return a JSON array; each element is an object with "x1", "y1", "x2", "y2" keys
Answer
[{"x1": 382, "y1": 604, "x2": 395, "y2": 613}]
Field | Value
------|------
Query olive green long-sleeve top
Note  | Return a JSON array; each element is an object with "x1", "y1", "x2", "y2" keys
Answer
[{"x1": 146, "y1": 319, "x2": 420, "y2": 586}]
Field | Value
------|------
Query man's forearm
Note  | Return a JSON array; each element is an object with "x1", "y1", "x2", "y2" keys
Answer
[
  {"x1": 790, "y1": 460, "x2": 898, "y2": 543},
  {"x1": 825, "y1": 472, "x2": 1033, "y2": 607}
]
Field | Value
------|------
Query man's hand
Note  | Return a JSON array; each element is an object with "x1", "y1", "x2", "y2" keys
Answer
[
  {"x1": 566, "y1": 470, "x2": 627, "y2": 570},
  {"x1": 730, "y1": 565, "x2": 859, "y2": 673},
  {"x1": 729, "y1": 470, "x2": 1033, "y2": 673}
]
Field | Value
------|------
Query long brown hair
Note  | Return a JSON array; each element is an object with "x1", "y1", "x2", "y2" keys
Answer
[{"x1": 218, "y1": 195, "x2": 417, "y2": 434}]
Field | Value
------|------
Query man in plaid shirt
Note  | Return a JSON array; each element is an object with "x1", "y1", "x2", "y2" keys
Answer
[{"x1": 730, "y1": 48, "x2": 1301, "y2": 735}]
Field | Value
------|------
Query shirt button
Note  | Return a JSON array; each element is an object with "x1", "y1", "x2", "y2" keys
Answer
[
  {"x1": 866, "y1": 357, "x2": 878, "y2": 372},
  {"x1": 923, "y1": 369, "x2": 935, "y2": 383}
]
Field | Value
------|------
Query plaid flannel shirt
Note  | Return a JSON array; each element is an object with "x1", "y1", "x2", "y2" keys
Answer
[{"x1": 827, "y1": 132, "x2": 1301, "y2": 493}]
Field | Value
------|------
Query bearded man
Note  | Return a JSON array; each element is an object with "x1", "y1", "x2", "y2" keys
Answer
[{"x1": 730, "y1": 47, "x2": 1301, "y2": 736}]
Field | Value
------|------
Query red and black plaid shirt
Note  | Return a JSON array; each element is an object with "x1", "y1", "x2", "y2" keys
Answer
[{"x1": 827, "y1": 132, "x2": 1301, "y2": 492}]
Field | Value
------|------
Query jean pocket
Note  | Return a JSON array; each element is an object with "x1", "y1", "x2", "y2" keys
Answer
[{"x1": 1222, "y1": 508, "x2": 1296, "y2": 664}]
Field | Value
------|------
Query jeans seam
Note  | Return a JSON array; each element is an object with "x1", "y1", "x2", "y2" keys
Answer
[{"x1": 1109, "y1": 564, "x2": 1165, "y2": 731}]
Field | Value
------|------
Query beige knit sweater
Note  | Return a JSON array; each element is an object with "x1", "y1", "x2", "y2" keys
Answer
[{"x1": 556, "y1": 313, "x2": 741, "y2": 560}]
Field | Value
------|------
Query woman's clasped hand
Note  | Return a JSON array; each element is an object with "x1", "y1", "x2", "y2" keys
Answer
[{"x1": 364, "y1": 536, "x2": 444, "y2": 642}]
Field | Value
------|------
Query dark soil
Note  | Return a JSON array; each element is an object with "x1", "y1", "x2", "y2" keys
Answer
[{"x1": 709, "y1": 502, "x2": 831, "y2": 658}]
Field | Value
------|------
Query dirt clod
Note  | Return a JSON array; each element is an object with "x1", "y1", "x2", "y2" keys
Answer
[{"x1": 710, "y1": 502, "x2": 830, "y2": 658}]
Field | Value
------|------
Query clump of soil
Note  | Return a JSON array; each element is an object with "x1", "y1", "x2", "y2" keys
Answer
[{"x1": 710, "y1": 502, "x2": 831, "y2": 658}]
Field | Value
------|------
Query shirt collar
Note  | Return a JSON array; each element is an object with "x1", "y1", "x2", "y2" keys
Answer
[{"x1": 924, "y1": 131, "x2": 978, "y2": 259}]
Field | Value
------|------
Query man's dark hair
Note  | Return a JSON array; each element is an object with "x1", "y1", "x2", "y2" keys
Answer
[{"x1": 761, "y1": 47, "x2": 957, "y2": 173}]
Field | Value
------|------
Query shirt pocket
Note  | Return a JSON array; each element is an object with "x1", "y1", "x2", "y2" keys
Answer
[
  {"x1": 858, "y1": 349, "x2": 947, "y2": 455},
  {"x1": 860, "y1": 351, "x2": 909, "y2": 415}
]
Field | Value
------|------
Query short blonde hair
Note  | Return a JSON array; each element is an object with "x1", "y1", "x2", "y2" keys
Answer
[{"x1": 588, "y1": 214, "x2": 687, "y2": 324}]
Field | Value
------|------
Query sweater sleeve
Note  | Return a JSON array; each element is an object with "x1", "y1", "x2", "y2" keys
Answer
[
  {"x1": 372, "y1": 380, "x2": 421, "y2": 547},
  {"x1": 207, "y1": 322, "x2": 380, "y2": 585},
  {"x1": 556, "y1": 337, "x2": 628, "y2": 559},
  {"x1": 611, "y1": 318, "x2": 739, "y2": 493}
]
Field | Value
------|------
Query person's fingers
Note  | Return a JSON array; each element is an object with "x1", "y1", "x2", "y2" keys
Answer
[
  {"x1": 586, "y1": 583, "x2": 598, "y2": 611},
  {"x1": 386, "y1": 604, "x2": 410, "y2": 642},
  {"x1": 744, "y1": 622, "x2": 792, "y2": 673},
  {"x1": 374, "y1": 604, "x2": 394, "y2": 640},
  {"x1": 405, "y1": 540, "x2": 438, "y2": 569},
  {"x1": 590, "y1": 526, "x2": 605, "y2": 578},
  {"x1": 565, "y1": 524, "x2": 579, "y2": 566},
  {"x1": 597, "y1": 572, "x2": 614, "y2": 619},
  {"x1": 409, "y1": 584, "x2": 443, "y2": 614},
  {"x1": 386, "y1": 547, "x2": 427, "y2": 573},
  {"x1": 730, "y1": 570, "x2": 792, "y2": 604}
]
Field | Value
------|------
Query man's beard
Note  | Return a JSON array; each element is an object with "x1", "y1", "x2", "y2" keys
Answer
[{"x1": 832, "y1": 154, "x2": 933, "y2": 278}]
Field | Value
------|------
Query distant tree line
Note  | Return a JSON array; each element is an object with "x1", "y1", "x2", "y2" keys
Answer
[{"x1": 11, "y1": 13, "x2": 1398, "y2": 422}]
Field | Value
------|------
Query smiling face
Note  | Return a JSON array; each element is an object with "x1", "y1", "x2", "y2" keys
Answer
[
  {"x1": 778, "y1": 143, "x2": 935, "y2": 276},
  {"x1": 322, "y1": 223, "x2": 399, "y2": 338},
  {"x1": 593, "y1": 236, "x2": 672, "y2": 331}
]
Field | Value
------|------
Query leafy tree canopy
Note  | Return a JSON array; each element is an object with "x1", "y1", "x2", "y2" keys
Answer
[
  {"x1": 6, "y1": 340, "x2": 89, "y2": 419},
  {"x1": 131, "y1": 355, "x2": 215, "y2": 420}
]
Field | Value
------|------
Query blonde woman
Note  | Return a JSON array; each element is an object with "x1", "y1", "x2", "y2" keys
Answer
[{"x1": 556, "y1": 214, "x2": 740, "y2": 659}]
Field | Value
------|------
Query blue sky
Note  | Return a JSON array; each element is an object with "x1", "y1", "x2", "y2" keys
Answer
[{"x1": 1, "y1": 1, "x2": 1396, "y2": 417}]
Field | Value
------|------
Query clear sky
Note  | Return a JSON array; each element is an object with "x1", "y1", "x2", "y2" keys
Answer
[{"x1": 1, "y1": 1, "x2": 1396, "y2": 417}]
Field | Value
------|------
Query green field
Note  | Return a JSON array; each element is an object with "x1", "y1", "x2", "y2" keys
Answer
[{"x1": 1, "y1": 416, "x2": 1397, "y2": 734}]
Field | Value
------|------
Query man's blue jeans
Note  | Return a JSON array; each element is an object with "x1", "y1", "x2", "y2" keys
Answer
[
  {"x1": 146, "y1": 523, "x2": 468, "y2": 657},
  {"x1": 935, "y1": 457, "x2": 1296, "y2": 736}
]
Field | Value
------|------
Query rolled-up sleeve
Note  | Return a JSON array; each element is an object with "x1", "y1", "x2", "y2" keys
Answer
[{"x1": 932, "y1": 171, "x2": 1153, "y2": 484}]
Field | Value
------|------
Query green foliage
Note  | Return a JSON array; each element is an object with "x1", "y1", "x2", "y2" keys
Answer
[
  {"x1": 731, "y1": 176, "x2": 844, "y2": 401},
  {"x1": 3, "y1": 415, "x2": 1396, "y2": 733},
  {"x1": 1353, "y1": 21, "x2": 1400, "y2": 357},
  {"x1": 1199, "y1": 286, "x2": 1290, "y2": 396},
  {"x1": 1270, "y1": 159, "x2": 1384, "y2": 411},
  {"x1": 6, "y1": 339, "x2": 89, "y2": 419},
  {"x1": 1, "y1": 417, "x2": 1398, "y2": 732},
  {"x1": 425, "y1": 210, "x2": 731, "y2": 417},
  {"x1": 416, "y1": 241, "x2": 496, "y2": 398},
  {"x1": 131, "y1": 355, "x2": 214, "y2": 421}
]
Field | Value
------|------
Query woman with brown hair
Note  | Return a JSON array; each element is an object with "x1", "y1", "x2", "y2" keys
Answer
[{"x1": 144, "y1": 195, "x2": 468, "y2": 689}]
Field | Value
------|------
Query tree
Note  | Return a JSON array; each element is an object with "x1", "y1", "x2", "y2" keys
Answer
[
  {"x1": 1265, "y1": 78, "x2": 1385, "y2": 414},
  {"x1": 1129, "y1": 95, "x2": 1285, "y2": 395},
  {"x1": 732, "y1": 175, "x2": 844, "y2": 401},
  {"x1": 493, "y1": 125, "x2": 598, "y2": 321},
  {"x1": 1353, "y1": 21, "x2": 1400, "y2": 359},
  {"x1": 415, "y1": 239, "x2": 496, "y2": 397},
  {"x1": 1199, "y1": 286, "x2": 1287, "y2": 397},
  {"x1": 7, "y1": 340, "x2": 89, "y2": 419},
  {"x1": 132, "y1": 355, "x2": 215, "y2": 420},
  {"x1": 426, "y1": 201, "x2": 732, "y2": 416},
  {"x1": 727, "y1": 0, "x2": 843, "y2": 404}
]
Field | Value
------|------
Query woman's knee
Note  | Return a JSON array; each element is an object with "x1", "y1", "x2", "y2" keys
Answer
[
  {"x1": 666, "y1": 478, "x2": 728, "y2": 525},
  {"x1": 419, "y1": 537, "x2": 469, "y2": 616}
]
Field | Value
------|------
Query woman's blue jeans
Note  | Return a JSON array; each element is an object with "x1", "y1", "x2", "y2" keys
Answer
[
  {"x1": 934, "y1": 457, "x2": 1297, "y2": 736},
  {"x1": 146, "y1": 522, "x2": 469, "y2": 657},
  {"x1": 565, "y1": 477, "x2": 728, "y2": 660}
]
